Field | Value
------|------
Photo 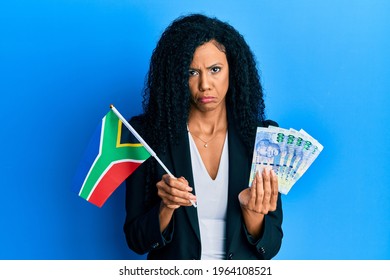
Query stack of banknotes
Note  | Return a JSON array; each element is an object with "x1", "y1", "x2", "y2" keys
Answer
[{"x1": 249, "y1": 126, "x2": 323, "y2": 194}]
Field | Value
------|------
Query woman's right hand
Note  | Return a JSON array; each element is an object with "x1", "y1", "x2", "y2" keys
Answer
[{"x1": 156, "y1": 174, "x2": 196, "y2": 209}]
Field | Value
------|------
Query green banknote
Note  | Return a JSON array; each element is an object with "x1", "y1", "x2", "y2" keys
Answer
[{"x1": 249, "y1": 126, "x2": 323, "y2": 194}]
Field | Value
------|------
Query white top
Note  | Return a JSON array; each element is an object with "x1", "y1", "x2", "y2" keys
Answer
[{"x1": 188, "y1": 132, "x2": 229, "y2": 260}]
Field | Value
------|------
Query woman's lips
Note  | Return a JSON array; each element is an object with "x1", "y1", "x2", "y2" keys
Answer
[{"x1": 198, "y1": 96, "x2": 215, "y2": 103}]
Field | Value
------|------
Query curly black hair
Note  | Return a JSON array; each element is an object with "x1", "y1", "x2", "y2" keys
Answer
[{"x1": 134, "y1": 13, "x2": 266, "y2": 154}]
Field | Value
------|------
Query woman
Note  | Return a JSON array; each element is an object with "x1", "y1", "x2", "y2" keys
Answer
[{"x1": 124, "y1": 14, "x2": 283, "y2": 260}]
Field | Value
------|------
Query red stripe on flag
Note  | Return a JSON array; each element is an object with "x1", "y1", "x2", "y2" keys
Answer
[{"x1": 88, "y1": 161, "x2": 142, "y2": 207}]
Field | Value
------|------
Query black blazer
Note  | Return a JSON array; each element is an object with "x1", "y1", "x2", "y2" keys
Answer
[{"x1": 124, "y1": 117, "x2": 283, "y2": 260}]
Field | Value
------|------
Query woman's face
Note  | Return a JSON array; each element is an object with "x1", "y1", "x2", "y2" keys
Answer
[{"x1": 188, "y1": 41, "x2": 229, "y2": 113}]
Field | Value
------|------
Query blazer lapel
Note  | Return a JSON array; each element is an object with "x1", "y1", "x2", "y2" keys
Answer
[
  {"x1": 225, "y1": 116, "x2": 252, "y2": 253},
  {"x1": 168, "y1": 130, "x2": 201, "y2": 242}
]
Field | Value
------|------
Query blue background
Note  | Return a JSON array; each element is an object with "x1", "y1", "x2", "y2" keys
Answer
[{"x1": 1, "y1": 0, "x2": 389, "y2": 260}]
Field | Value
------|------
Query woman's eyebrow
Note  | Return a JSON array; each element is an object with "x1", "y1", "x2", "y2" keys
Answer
[
  {"x1": 206, "y1": 63, "x2": 223, "y2": 69},
  {"x1": 189, "y1": 62, "x2": 223, "y2": 70}
]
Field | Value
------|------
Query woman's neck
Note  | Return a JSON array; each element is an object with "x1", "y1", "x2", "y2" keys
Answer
[{"x1": 188, "y1": 106, "x2": 227, "y2": 136}]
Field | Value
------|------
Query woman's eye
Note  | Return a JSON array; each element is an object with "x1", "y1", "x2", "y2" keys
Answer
[
  {"x1": 211, "y1": 67, "x2": 221, "y2": 73},
  {"x1": 189, "y1": 70, "x2": 198, "y2": 76}
]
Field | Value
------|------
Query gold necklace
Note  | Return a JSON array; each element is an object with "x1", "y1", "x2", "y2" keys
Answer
[{"x1": 187, "y1": 125, "x2": 220, "y2": 148}]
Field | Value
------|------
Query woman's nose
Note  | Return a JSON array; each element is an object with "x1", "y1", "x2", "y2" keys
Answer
[{"x1": 199, "y1": 72, "x2": 211, "y2": 91}]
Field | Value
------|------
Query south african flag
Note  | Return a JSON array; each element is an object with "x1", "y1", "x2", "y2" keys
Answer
[{"x1": 72, "y1": 109, "x2": 150, "y2": 207}]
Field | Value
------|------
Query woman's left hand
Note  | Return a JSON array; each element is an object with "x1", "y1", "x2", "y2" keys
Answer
[
  {"x1": 238, "y1": 168, "x2": 278, "y2": 215},
  {"x1": 238, "y1": 168, "x2": 278, "y2": 238}
]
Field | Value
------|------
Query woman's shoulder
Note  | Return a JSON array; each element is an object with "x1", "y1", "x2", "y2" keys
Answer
[
  {"x1": 261, "y1": 119, "x2": 279, "y2": 128},
  {"x1": 129, "y1": 114, "x2": 146, "y2": 131}
]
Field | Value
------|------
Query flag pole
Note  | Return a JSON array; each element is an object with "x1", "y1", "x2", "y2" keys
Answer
[{"x1": 110, "y1": 105, "x2": 196, "y2": 208}]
